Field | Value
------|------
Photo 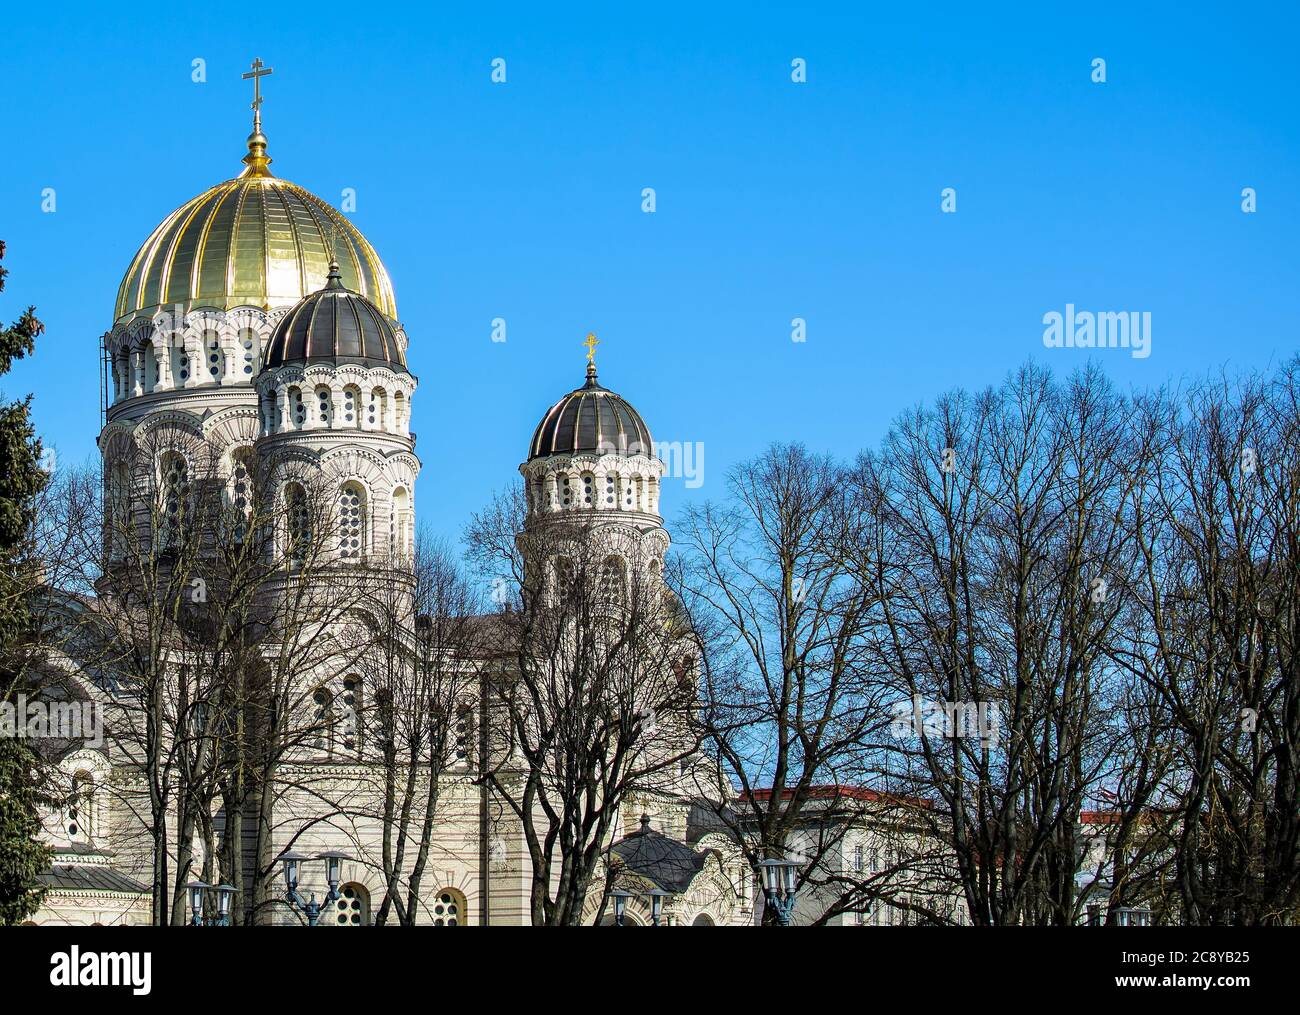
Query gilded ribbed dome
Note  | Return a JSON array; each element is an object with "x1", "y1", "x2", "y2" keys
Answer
[
  {"x1": 114, "y1": 132, "x2": 396, "y2": 324},
  {"x1": 529, "y1": 365, "x2": 653, "y2": 460},
  {"x1": 262, "y1": 263, "x2": 406, "y2": 372}
]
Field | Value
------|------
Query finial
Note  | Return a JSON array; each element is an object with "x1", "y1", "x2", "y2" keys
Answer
[
  {"x1": 240, "y1": 57, "x2": 275, "y2": 177},
  {"x1": 325, "y1": 258, "x2": 344, "y2": 289},
  {"x1": 639, "y1": 813, "x2": 651, "y2": 831},
  {"x1": 583, "y1": 331, "x2": 600, "y2": 386}
]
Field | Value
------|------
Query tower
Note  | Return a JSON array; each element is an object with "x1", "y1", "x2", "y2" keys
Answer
[
  {"x1": 99, "y1": 62, "x2": 414, "y2": 574},
  {"x1": 518, "y1": 340, "x2": 668, "y2": 606}
]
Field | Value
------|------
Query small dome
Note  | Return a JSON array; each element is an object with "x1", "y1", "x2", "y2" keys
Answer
[
  {"x1": 529, "y1": 365, "x2": 652, "y2": 460},
  {"x1": 262, "y1": 263, "x2": 406, "y2": 372}
]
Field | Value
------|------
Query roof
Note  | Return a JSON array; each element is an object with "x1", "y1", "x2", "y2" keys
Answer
[
  {"x1": 609, "y1": 815, "x2": 709, "y2": 893},
  {"x1": 262, "y1": 262, "x2": 406, "y2": 372},
  {"x1": 114, "y1": 145, "x2": 396, "y2": 323},
  {"x1": 529, "y1": 365, "x2": 653, "y2": 461},
  {"x1": 739, "y1": 784, "x2": 933, "y2": 810},
  {"x1": 38, "y1": 863, "x2": 150, "y2": 895}
]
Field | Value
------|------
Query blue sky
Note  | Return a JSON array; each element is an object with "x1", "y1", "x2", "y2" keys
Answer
[{"x1": 2, "y1": 2, "x2": 1296, "y2": 543}]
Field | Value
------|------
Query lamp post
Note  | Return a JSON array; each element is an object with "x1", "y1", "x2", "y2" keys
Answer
[
  {"x1": 186, "y1": 880, "x2": 238, "y2": 926},
  {"x1": 608, "y1": 889, "x2": 635, "y2": 926},
  {"x1": 279, "y1": 849, "x2": 353, "y2": 926},
  {"x1": 758, "y1": 857, "x2": 800, "y2": 926},
  {"x1": 646, "y1": 888, "x2": 673, "y2": 927},
  {"x1": 605, "y1": 886, "x2": 675, "y2": 926}
]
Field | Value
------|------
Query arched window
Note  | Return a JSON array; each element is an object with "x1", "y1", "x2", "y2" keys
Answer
[
  {"x1": 286, "y1": 483, "x2": 310, "y2": 563},
  {"x1": 239, "y1": 327, "x2": 259, "y2": 378},
  {"x1": 432, "y1": 888, "x2": 466, "y2": 926},
  {"x1": 338, "y1": 483, "x2": 367, "y2": 560},
  {"x1": 228, "y1": 448, "x2": 253, "y2": 543},
  {"x1": 205, "y1": 330, "x2": 223, "y2": 382},
  {"x1": 624, "y1": 475, "x2": 638, "y2": 509},
  {"x1": 554, "y1": 557, "x2": 575, "y2": 602},
  {"x1": 376, "y1": 688, "x2": 394, "y2": 750},
  {"x1": 454, "y1": 702, "x2": 474, "y2": 763},
  {"x1": 394, "y1": 390, "x2": 406, "y2": 432},
  {"x1": 390, "y1": 487, "x2": 411, "y2": 558},
  {"x1": 142, "y1": 340, "x2": 158, "y2": 392},
  {"x1": 311, "y1": 685, "x2": 334, "y2": 753},
  {"x1": 341, "y1": 675, "x2": 361, "y2": 754},
  {"x1": 333, "y1": 883, "x2": 369, "y2": 926},
  {"x1": 68, "y1": 771, "x2": 94, "y2": 840},
  {"x1": 599, "y1": 556, "x2": 626, "y2": 606},
  {"x1": 315, "y1": 386, "x2": 333, "y2": 426},
  {"x1": 108, "y1": 460, "x2": 131, "y2": 558},
  {"x1": 159, "y1": 452, "x2": 189, "y2": 548},
  {"x1": 647, "y1": 475, "x2": 658, "y2": 513},
  {"x1": 604, "y1": 473, "x2": 617, "y2": 508},
  {"x1": 289, "y1": 387, "x2": 306, "y2": 428},
  {"x1": 342, "y1": 386, "x2": 361, "y2": 428},
  {"x1": 581, "y1": 472, "x2": 594, "y2": 507},
  {"x1": 559, "y1": 474, "x2": 573, "y2": 508},
  {"x1": 170, "y1": 339, "x2": 190, "y2": 387},
  {"x1": 368, "y1": 388, "x2": 387, "y2": 430}
]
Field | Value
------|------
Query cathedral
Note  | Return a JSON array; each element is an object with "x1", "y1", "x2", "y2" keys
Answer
[{"x1": 27, "y1": 70, "x2": 753, "y2": 927}]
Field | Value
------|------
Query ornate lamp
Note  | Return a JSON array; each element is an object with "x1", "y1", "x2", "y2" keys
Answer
[
  {"x1": 646, "y1": 887, "x2": 673, "y2": 927},
  {"x1": 186, "y1": 881, "x2": 210, "y2": 926},
  {"x1": 759, "y1": 857, "x2": 801, "y2": 926},
  {"x1": 280, "y1": 850, "x2": 308, "y2": 894},
  {"x1": 279, "y1": 849, "x2": 354, "y2": 926},
  {"x1": 608, "y1": 889, "x2": 635, "y2": 927}
]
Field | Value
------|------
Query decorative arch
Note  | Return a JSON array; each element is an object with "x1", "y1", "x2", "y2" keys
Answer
[
  {"x1": 333, "y1": 883, "x2": 370, "y2": 926},
  {"x1": 310, "y1": 684, "x2": 335, "y2": 754},
  {"x1": 285, "y1": 482, "x2": 310, "y2": 563},
  {"x1": 158, "y1": 451, "x2": 190, "y2": 548},
  {"x1": 431, "y1": 888, "x2": 467, "y2": 926},
  {"x1": 337, "y1": 481, "x2": 367, "y2": 560},
  {"x1": 314, "y1": 385, "x2": 333, "y2": 427},
  {"x1": 342, "y1": 384, "x2": 362, "y2": 428},
  {"x1": 390, "y1": 486, "x2": 412, "y2": 558},
  {"x1": 367, "y1": 386, "x2": 388, "y2": 430}
]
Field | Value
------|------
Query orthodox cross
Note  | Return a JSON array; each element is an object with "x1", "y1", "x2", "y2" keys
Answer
[
  {"x1": 242, "y1": 57, "x2": 274, "y2": 130},
  {"x1": 584, "y1": 332, "x2": 600, "y2": 364}
]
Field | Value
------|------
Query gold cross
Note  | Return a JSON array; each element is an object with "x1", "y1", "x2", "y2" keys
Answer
[
  {"x1": 584, "y1": 332, "x2": 600, "y2": 364},
  {"x1": 242, "y1": 57, "x2": 274, "y2": 129}
]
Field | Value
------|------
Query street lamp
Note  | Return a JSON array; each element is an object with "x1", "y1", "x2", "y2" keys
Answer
[
  {"x1": 605, "y1": 886, "x2": 675, "y2": 926},
  {"x1": 279, "y1": 849, "x2": 354, "y2": 926},
  {"x1": 646, "y1": 888, "x2": 673, "y2": 927},
  {"x1": 186, "y1": 880, "x2": 238, "y2": 926},
  {"x1": 608, "y1": 889, "x2": 635, "y2": 926},
  {"x1": 758, "y1": 857, "x2": 801, "y2": 926}
]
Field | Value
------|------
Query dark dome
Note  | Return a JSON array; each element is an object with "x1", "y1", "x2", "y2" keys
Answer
[
  {"x1": 529, "y1": 365, "x2": 653, "y2": 460},
  {"x1": 262, "y1": 263, "x2": 406, "y2": 372}
]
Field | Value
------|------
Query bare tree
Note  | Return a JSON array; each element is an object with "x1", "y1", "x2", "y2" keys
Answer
[
  {"x1": 367, "y1": 535, "x2": 483, "y2": 925},
  {"x1": 466, "y1": 486, "x2": 699, "y2": 925},
  {"x1": 675, "y1": 443, "x2": 898, "y2": 924}
]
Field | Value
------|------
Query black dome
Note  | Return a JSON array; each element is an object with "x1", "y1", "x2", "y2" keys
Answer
[
  {"x1": 262, "y1": 263, "x2": 406, "y2": 372},
  {"x1": 529, "y1": 365, "x2": 653, "y2": 460}
]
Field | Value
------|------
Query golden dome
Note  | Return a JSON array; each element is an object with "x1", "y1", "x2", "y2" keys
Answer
[{"x1": 114, "y1": 132, "x2": 397, "y2": 324}]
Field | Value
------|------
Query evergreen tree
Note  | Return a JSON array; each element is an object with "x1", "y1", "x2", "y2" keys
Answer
[{"x1": 0, "y1": 239, "x2": 52, "y2": 925}]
